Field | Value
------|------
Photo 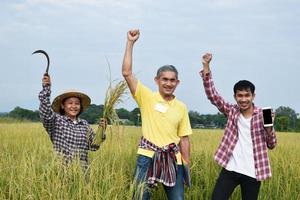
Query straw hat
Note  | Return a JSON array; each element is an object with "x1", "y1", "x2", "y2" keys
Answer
[{"x1": 51, "y1": 90, "x2": 91, "y2": 113}]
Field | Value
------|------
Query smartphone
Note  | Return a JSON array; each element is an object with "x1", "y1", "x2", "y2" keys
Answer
[{"x1": 262, "y1": 107, "x2": 273, "y2": 127}]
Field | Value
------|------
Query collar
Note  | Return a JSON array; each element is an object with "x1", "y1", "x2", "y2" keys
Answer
[
  {"x1": 154, "y1": 92, "x2": 176, "y2": 106},
  {"x1": 235, "y1": 103, "x2": 259, "y2": 116},
  {"x1": 252, "y1": 105, "x2": 260, "y2": 115},
  {"x1": 62, "y1": 115, "x2": 84, "y2": 124}
]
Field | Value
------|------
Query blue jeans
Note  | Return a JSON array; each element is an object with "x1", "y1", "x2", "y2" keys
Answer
[{"x1": 132, "y1": 155, "x2": 184, "y2": 200}]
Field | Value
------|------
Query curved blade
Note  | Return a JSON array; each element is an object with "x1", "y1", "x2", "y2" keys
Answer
[{"x1": 32, "y1": 50, "x2": 50, "y2": 74}]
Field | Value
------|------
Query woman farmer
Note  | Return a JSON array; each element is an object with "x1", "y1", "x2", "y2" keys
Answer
[{"x1": 39, "y1": 74, "x2": 106, "y2": 171}]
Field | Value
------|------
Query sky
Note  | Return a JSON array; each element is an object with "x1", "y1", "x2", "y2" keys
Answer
[{"x1": 0, "y1": 0, "x2": 299, "y2": 114}]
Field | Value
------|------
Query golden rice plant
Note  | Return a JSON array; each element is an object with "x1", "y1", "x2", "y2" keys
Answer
[
  {"x1": 102, "y1": 79, "x2": 128, "y2": 125},
  {"x1": 92, "y1": 59, "x2": 128, "y2": 145},
  {"x1": 1, "y1": 123, "x2": 300, "y2": 199}
]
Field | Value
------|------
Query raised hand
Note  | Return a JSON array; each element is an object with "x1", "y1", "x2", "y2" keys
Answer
[
  {"x1": 202, "y1": 53, "x2": 212, "y2": 74},
  {"x1": 202, "y1": 53, "x2": 212, "y2": 66},
  {"x1": 42, "y1": 73, "x2": 51, "y2": 87},
  {"x1": 127, "y1": 29, "x2": 140, "y2": 43},
  {"x1": 122, "y1": 29, "x2": 139, "y2": 95}
]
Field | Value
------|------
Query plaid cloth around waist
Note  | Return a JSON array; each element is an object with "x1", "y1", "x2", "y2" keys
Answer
[{"x1": 138, "y1": 137, "x2": 179, "y2": 187}]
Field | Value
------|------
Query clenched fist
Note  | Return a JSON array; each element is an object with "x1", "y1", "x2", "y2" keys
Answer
[
  {"x1": 42, "y1": 73, "x2": 51, "y2": 87},
  {"x1": 202, "y1": 53, "x2": 212, "y2": 66},
  {"x1": 127, "y1": 29, "x2": 140, "y2": 43},
  {"x1": 201, "y1": 53, "x2": 212, "y2": 74}
]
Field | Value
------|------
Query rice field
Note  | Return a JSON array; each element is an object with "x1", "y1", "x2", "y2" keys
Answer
[{"x1": 0, "y1": 122, "x2": 299, "y2": 200}]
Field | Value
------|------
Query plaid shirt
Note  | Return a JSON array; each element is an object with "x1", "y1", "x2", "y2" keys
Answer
[
  {"x1": 138, "y1": 137, "x2": 179, "y2": 187},
  {"x1": 39, "y1": 86, "x2": 99, "y2": 169},
  {"x1": 200, "y1": 71, "x2": 277, "y2": 181}
]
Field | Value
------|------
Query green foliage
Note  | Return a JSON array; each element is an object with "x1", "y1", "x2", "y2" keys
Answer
[
  {"x1": 116, "y1": 108, "x2": 131, "y2": 120},
  {"x1": 80, "y1": 104, "x2": 104, "y2": 124},
  {"x1": 4, "y1": 105, "x2": 300, "y2": 132},
  {"x1": 275, "y1": 106, "x2": 299, "y2": 132},
  {"x1": 276, "y1": 106, "x2": 297, "y2": 119},
  {"x1": 189, "y1": 111, "x2": 201, "y2": 126},
  {"x1": 189, "y1": 111, "x2": 226, "y2": 129},
  {"x1": 275, "y1": 116, "x2": 290, "y2": 132},
  {"x1": 8, "y1": 106, "x2": 40, "y2": 121},
  {"x1": 296, "y1": 119, "x2": 300, "y2": 132},
  {"x1": 130, "y1": 108, "x2": 141, "y2": 126}
]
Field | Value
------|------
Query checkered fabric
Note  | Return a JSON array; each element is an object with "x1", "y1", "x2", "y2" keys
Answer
[
  {"x1": 200, "y1": 71, "x2": 277, "y2": 181},
  {"x1": 138, "y1": 137, "x2": 179, "y2": 187},
  {"x1": 39, "y1": 86, "x2": 99, "y2": 169}
]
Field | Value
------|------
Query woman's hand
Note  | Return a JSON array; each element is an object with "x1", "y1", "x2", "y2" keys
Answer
[{"x1": 42, "y1": 73, "x2": 51, "y2": 87}]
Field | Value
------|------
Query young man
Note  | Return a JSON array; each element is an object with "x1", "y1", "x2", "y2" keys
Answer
[
  {"x1": 200, "y1": 53, "x2": 277, "y2": 200},
  {"x1": 122, "y1": 29, "x2": 192, "y2": 200}
]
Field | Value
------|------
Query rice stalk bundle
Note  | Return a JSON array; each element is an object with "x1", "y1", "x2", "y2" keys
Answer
[
  {"x1": 93, "y1": 79, "x2": 128, "y2": 145},
  {"x1": 102, "y1": 80, "x2": 128, "y2": 125},
  {"x1": 95, "y1": 80, "x2": 127, "y2": 144},
  {"x1": 91, "y1": 58, "x2": 128, "y2": 145}
]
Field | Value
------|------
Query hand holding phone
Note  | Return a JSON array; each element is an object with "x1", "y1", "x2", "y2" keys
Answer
[{"x1": 262, "y1": 107, "x2": 273, "y2": 127}]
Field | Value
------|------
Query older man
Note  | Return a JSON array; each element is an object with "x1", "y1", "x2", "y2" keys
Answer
[{"x1": 122, "y1": 29, "x2": 192, "y2": 200}]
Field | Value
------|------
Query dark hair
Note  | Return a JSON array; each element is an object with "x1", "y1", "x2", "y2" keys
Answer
[
  {"x1": 233, "y1": 80, "x2": 255, "y2": 94},
  {"x1": 59, "y1": 97, "x2": 84, "y2": 116},
  {"x1": 156, "y1": 65, "x2": 178, "y2": 79}
]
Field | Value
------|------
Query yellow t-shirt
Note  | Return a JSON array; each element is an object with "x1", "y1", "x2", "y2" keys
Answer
[{"x1": 134, "y1": 81, "x2": 192, "y2": 165}]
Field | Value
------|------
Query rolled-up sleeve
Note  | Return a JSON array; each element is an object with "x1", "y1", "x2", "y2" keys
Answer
[{"x1": 200, "y1": 71, "x2": 232, "y2": 117}]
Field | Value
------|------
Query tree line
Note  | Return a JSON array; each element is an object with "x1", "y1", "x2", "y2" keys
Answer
[{"x1": 1, "y1": 105, "x2": 299, "y2": 132}]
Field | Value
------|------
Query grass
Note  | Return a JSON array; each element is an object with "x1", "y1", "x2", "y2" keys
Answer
[
  {"x1": 0, "y1": 123, "x2": 299, "y2": 200},
  {"x1": 0, "y1": 117, "x2": 31, "y2": 123}
]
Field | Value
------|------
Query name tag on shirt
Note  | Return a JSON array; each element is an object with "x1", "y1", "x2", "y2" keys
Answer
[{"x1": 154, "y1": 103, "x2": 168, "y2": 113}]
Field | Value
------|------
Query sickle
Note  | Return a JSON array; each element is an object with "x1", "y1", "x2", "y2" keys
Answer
[{"x1": 32, "y1": 50, "x2": 50, "y2": 75}]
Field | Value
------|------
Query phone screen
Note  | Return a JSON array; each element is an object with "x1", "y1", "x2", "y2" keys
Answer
[{"x1": 263, "y1": 108, "x2": 272, "y2": 125}]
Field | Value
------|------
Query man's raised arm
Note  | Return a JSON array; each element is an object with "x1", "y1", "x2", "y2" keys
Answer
[
  {"x1": 122, "y1": 29, "x2": 140, "y2": 95},
  {"x1": 202, "y1": 53, "x2": 212, "y2": 74}
]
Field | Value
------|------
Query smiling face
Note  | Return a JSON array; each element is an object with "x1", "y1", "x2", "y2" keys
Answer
[
  {"x1": 233, "y1": 80, "x2": 256, "y2": 114},
  {"x1": 234, "y1": 89, "x2": 255, "y2": 113},
  {"x1": 61, "y1": 97, "x2": 81, "y2": 120},
  {"x1": 155, "y1": 71, "x2": 180, "y2": 100}
]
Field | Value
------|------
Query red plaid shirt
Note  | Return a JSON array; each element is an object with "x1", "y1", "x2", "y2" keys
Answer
[{"x1": 200, "y1": 71, "x2": 277, "y2": 181}]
